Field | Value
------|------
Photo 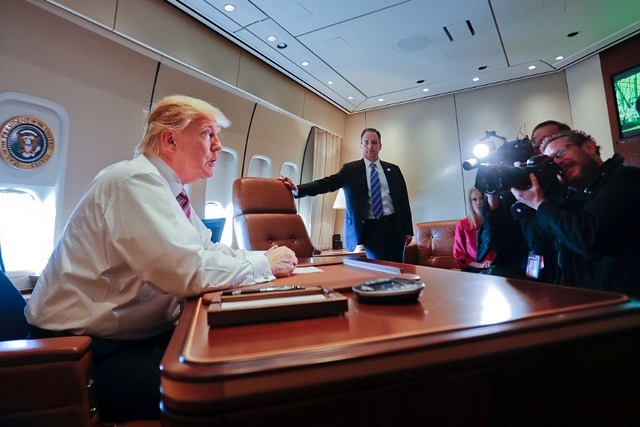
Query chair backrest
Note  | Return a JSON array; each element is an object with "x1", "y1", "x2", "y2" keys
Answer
[
  {"x1": 232, "y1": 177, "x2": 315, "y2": 258},
  {"x1": 0, "y1": 270, "x2": 32, "y2": 341}
]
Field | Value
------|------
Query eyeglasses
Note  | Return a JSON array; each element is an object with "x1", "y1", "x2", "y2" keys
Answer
[{"x1": 547, "y1": 143, "x2": 575, "y2": 160}]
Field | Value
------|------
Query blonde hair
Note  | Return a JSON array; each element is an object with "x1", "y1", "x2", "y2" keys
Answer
[
  {"x1": 467, "y1": 187, "x2": 483, "y2": 229},
  {"x1": 135, "y1": 95, "x2": 231, "y2": 156}
]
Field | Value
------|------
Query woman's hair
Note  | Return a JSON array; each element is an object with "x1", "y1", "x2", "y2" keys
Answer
[
  {"x1": 135, "y1": 95, "x2": 231, "y2": 156},
  {"x1": 467, "y1": 187, "x2": 483, "y2": 229}
]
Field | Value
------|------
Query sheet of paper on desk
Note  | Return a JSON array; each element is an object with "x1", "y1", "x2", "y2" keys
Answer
[
  {"x1": 294, "y1": 266, "x2": 324, "y2": 274},
  {"x1": 221, "y1": 294, "x2": 326, "y2": 309}
]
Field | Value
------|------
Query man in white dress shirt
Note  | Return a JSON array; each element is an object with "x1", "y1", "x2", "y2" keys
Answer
[{"x1": 25, "y1": 95, "x2": 297, "y2": 423}]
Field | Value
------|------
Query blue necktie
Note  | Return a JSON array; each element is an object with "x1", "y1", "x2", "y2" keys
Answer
[{"x1": 370, "y1": 163, "x2": 383, "y2": 220}]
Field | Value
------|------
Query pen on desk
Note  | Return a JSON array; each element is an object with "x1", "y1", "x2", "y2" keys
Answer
[{"x1": 222, "y1": 285, "x2": 305, "y2": 296}]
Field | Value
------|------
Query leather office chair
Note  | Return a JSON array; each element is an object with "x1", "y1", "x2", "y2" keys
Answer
[
  {"x1": 0, "y1": 271, "x2": 158, "y2": 427},
  {"x1": 0, "y1": 270, "x2": 100, "y2": 427},
  {"x1": 232, "y1": 177, "x2": 316, "y2": 258}
]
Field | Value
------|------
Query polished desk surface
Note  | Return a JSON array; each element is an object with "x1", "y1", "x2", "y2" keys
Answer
[{"x1": 160, "y1": 258, "x2": 640, "y2": 419}]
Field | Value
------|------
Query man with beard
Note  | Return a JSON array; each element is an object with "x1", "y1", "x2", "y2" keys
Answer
[{"x1": 511, "y1": 130, "x2": 640, "y2": 297}]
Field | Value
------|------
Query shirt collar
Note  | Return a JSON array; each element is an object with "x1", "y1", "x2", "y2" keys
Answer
[
  {"x1": 364, "y1": 158, "x2": 382, "y2": 169},
  {"x1": 146, "y1": 155, "x2": 183, "y2": 197}
]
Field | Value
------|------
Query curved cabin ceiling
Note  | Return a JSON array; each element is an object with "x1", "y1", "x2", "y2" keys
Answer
[{"x1": 168, "y1": 0, "x2": 640, "y2": 114}]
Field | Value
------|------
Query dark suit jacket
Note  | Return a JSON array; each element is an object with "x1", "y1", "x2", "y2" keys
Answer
[{"x1": 296, "y1": 159, "x2": 413, "y2": 251}]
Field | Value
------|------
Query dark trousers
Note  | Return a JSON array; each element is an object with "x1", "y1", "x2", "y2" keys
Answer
[
  {"x1": 32, "y1": 326, "x2": 173, "y2": 423},
  {"x1": 360, "y1": 215, "x2": 406, "y2": 262}
]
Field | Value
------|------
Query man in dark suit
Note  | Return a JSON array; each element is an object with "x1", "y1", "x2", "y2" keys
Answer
[{"x1": 281, "y1": 128, "x2": 413, "y2": 262}]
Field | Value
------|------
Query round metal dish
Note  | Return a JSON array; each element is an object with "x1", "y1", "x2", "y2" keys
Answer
[{"x1": 352, "y1": 278, "x2": 425, "y2": 304}]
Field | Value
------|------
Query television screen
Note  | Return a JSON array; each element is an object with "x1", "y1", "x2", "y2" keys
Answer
[{"x1": 612, "y1": 64, "x2": 640, "y2": 141}]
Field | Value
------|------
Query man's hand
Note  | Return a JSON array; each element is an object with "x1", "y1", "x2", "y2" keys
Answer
[
  {"x1": 511, "y1": 173, "x2": 546, "y2": 210},
  {"x1": 279, "y1": 175, "x2": 298, "y2": 191},
  {"x1": 265, "y1": 245, "x2": 298, "y2": 277}
]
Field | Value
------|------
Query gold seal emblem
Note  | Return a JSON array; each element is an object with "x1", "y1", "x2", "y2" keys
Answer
[{"x1": 1, "y1": 115, "x2": 55, "y2": 169}]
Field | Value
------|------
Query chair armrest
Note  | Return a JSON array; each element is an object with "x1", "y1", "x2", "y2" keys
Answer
[
  {"x1": 404, "y1": 242, "x2": 418, "y2": 264},
  {"x1": 0, "y1": 336, "x2": 98, "y2": 426},
  {"x1": 0, "y1": 336, "x2": 92, "y2": 366}
]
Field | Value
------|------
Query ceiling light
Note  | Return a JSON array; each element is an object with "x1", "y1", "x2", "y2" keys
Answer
[
  {"x1": 327, "y1": 81, "x2": 335, "y2": 85},
  {"x1": 472, "y1": 77, "x2": 480, "y2": 82},
  {"x1": 223, "y1": 4, "x2": 236, "y2": 12},
  {"x1": 555, "y1": 55, "x2": 565, "y2": 60},
  {"x1": 422, "y1": 88, "x2": 429, "y2": 92},
  {"x1": 267, "y1": 36, "x2": 277, "y2": 42},
  {"x1": 528, "y1": 65, "x2": 536, "y2": 70},
  {"x1": 378, "y1": 98, "x2": 384, "y2": 102},
  {"x1": 567, "y1": 31, "x2": 580, "y2": 38},
  {"x1": 301, "y1": 61, "x2": 309, "y2": 66},
  {"x1": 348, "y1": 96, "x2": 354, "y2": 100},
  {"x1": 276, "y1": 43, "x2": 287, "y2": 49}
]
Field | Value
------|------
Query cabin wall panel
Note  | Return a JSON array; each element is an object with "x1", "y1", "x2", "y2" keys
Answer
[
  {"x1": 301, "y1": 91, "x2": 346, "y2": 138},
  {"x1": 1, "y1": 0, "x2": 158, "y2": 237},
  {"x1": 47, "y1": 0, "x2": 118, "y2": 28},
  {"x1": 237, "y1": 54, "x2": 307, "y2": 118},
  {"x1": 114, "y1": 0, "x2": 243, "y2": 87},
  {"x1": 244, "y1": 105, "x2": 313, "y2": 178}
]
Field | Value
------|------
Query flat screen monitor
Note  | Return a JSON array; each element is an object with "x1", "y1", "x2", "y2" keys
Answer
[{"x1": 611, "y1": 64, "x2": 640, "y2": 141}]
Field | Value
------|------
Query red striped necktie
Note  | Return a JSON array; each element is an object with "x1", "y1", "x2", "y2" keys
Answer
[{"x1": 176, "y1": 189, "x2": 192, "y2": 220}]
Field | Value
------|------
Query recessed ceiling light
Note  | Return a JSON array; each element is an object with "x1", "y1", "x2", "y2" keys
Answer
[
  {"x1": 416, "y1": 79, "x2": 425, "y2": 84},
  {"x1": 378, "y1": 98, "x2": 384, "y2": 102},
  {"x1": 478, "y1": 65, "x2": 488, "y2": 70},
  {"x1": 422, "y1": 88, "x2": 429, "y2": 92},
  {"x1": 348, "y1": 96, "x2": 354, "y2": 100},
  {"x1": 528, "y1": 65, "x2": 536, "y2": 70},
  {"x1": 276, "y1": 43, "x2": 287, "y2": 49},
  {"x1": 223, "y1": 4, "x2": 236, "y2": 12},
  {"x1": 301, "y1": 61, "x2": 309, "y2": 66},
  {"x1": 567, "y1": 31, "x2": 580, "y2": 38},
  {"x1": 472, "y1": 77, "x2": 480, "y2": 82},
  {"x1": 555, "y1": 55, "x2": 565, "y2": 60},
  {"x1": 267, "y1": 36, "x2": 277, "y2": 42},
  {"x1": 327, "y1": 81, "x2": 335, "y2": 85}
]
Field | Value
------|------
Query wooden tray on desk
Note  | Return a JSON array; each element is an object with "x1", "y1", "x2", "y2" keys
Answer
[{"x1": 205, "y1": 286, "x2": 348, "y2": 327}]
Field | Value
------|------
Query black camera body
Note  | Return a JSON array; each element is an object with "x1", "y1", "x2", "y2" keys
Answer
[
  {"x1": 475, "y1": 154, "x2": 564, "y2": 196},
  {"x1": 463, "y1": 137, "x2": 564, "y2": 198}
]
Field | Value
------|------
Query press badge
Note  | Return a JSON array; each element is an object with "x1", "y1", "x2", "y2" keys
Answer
[{"x1": 526, "y1": 252, "x2": 543, "y2": 279}]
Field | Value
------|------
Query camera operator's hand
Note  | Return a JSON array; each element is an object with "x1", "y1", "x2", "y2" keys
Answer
[{"x1": 511, "y1": 173, "x2": 546, "y2": 210}]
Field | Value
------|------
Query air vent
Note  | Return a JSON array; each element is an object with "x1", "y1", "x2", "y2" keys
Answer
[{"x1": 443, "y1": 20, "x2": 475, "y2": 41}]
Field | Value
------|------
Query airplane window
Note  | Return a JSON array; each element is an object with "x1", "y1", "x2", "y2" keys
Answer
[
  {"x1": 0, "y1": 189, "x2": 54, "y2": 278},
  {"x1": 204, "y1": 148, "x2": 237, "y2": 245},
  {"x1": 279, "y1": 161, "x2": 299, "y2": 181},
  {"x1": 247, "y1": 155, "x2": 272, "y2": 178}
]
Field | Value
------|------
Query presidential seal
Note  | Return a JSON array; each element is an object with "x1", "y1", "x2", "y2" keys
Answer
[{"x1": 0, "y1": 115, "x2": 54, "y2": 169}]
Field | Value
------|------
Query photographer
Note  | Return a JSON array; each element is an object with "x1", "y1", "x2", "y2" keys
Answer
[
  {"x1": 475, "y1": 121, "x2": 570, "y2": 281},
  {"x1": 512, "y1": 130, "x2": 640, "y2": 297}
]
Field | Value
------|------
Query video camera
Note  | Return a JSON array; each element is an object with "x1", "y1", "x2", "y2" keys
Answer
[{"x1": 463, "y1": 137, "x2": 566, "y2": 199}]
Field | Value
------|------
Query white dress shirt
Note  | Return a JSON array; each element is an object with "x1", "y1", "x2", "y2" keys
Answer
[{"x1": 25, "y1": 155, "x2": 274, "y2": 340}]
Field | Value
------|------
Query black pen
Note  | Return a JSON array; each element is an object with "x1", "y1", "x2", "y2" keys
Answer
[{"x1": 222, "y1": 285, "x2": 305, "y2": 296}]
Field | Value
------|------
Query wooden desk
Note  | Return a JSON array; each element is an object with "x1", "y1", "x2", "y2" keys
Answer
[{"x1": 160, "y1": 261, "x2": 640, "y2": 426}]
